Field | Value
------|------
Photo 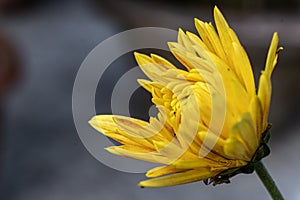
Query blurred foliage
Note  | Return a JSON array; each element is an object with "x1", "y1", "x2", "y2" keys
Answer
[
  {"x1": 0, "y1": 33, "x2": 20, "y2": 97},
  {"x1": 127, "y1": 0, "x2": 300, "y2": 11}
]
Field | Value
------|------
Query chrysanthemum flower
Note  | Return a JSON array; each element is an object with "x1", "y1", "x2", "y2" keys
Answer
[{"x1": 89, "y1": 6, "x2": 282, "y2": 188}]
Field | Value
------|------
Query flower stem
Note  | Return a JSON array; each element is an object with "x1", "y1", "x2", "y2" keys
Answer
[{"x1": 254, "y1": 161, "x2": 284, "y2": 200}]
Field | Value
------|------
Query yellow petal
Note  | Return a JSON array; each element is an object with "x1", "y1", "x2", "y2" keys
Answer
[
  {"x1": 146, "y1": 165, "x2": 186, "y2": 178},
  {"x1": 186, "y1": 30, "x2": 210, "y2": 52},
  {"x1": 172, "y1": 158, "x2": 218, "y2": 169},
  {"x1": 169, "y1": 42, "x2": 212, "y2": 73},
  {"x1": 194, "y1": 19, "x2": 211, "y2": 50},
  {"x1": 150, "y1": 54, "x2": 177, "y2": 69},
  {"x1": 213, "y1": 6, "x2": 253, "y2": 93},
  {"x1": 139, "y1": 168, "x2": 220, "y2": 187},
  {"x1": 249, "y1": 96, "x2": 263, "y2": 138},
  {"x1": 134, "y1": 52, "x2": 178, "y2": 84},
  {"x1": 105, "y1": 145, "x2": 168, "y2": 164},
  {"x1": 198, "y1": 130, "x2": 226, "y2": 158},
  {"x1": 178, "y1": 28, "x2": 196, "y2": 55},
  {"x1": 137, "y1": 79, "x2": 162, "y2": 93},
  {"x1": 152, "y1": 140, "x2": 183, "y2": 161},
  {"x1": 202, "y1": 22, "x2": 227, "y2": 61},
  {"x1": 173, "y1": 158, "x2": 247, "y2": 171},
  {"x1": 265, "y1": 32, "x2": 279, "y2": 77},
  {"x1": 258, "y1": 32, "x2": 282, "y2": 130},
  {"x1": 224, "y1": 113, "x2": 258, "y2": 161},
  {"x1": 232, "y1": 42, "x2": 255, "y2": 95},
  {"x1": 258, "y1": 73, "x2": 271, "y2": 130},
  {"x1": 89, "y1": 115, "x2": 172, "y2": 148},
  {"x1": 213, "y1": 6, "x2": 233, "y2": 67}
]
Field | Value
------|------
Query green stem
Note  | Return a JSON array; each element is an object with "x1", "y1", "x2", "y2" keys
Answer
[{"x1": 255, "y1": 161, "x2": 284, "y2": 200}]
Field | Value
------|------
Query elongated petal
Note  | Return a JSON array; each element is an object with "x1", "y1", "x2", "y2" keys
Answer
[
  {"x1": 186, "y1": 30, "x2": 210, "y2": 52},
  {"x1": 173, "y1": 158, "x2": 247, "y2": 171},
  {"x1": 146, "y1": 165, "x2": 186, "y2": 178},
  {"x1": 249, "y1": 96, "x2": 263, "y2": 138},
  {"x1": 139, "y1": 168, "x2": 220, "y2": 187},
  {"x1": 265, "y1": 33, "x2": 279, "y2": 77},
  {"x1": 213, "y1": 6, "x2": 233, "y2": 67},
  {"x1": 194, "y1": 18, "x2": 215, "y2": 53},
  {"x1": 89, "y1": 116, "x2": 152, "y2": 148},
  {"x1": 258, "y1": 32, "x2": 282, "y2": 130},
  {"x1": 105, "y1": 145, "x2": 168, "y2": 164},
  {"x1": 178, "y1": 28, "x2": 196, "y2": 56},
  {"x1": 89, "y1": 115, "x2": 173, "y2": 148},
  {"x1": 194, "y1": 20, "x2": 227, "y2": 62},
  {"x1": 214, "y1": 6, "x2": 254, "y2": 93},
  {"x1": 258, "y1": 74, "x2": 271, "y2": 131},
  {"x1": 173, "y1": 158, "x2": 219, "y2": 169},
  {"x1": 232, "y1": 42, "x2": 255, "y2": 95}
]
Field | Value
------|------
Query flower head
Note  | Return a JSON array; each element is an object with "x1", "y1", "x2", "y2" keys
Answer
[{"x1": 89, "y1": 6, "x2": 282, "y2": 187}]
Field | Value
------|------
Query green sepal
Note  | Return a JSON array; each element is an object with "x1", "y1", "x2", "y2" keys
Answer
[
  {"x1": 251, "y1": 143, "x2": 270, "y2": 163},
  {"x1": 262, "y1": 124, "x2": 272, "y2": 143}
]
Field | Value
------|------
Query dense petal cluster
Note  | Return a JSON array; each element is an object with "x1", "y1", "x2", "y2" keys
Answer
[{"x1": 89, "y1": 6, "x2": 282, "y2": 187}]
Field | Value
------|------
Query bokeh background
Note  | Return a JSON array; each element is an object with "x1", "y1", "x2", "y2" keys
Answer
[{"x1": 1, "y1": 0, "x2": 300, "y2": 199}]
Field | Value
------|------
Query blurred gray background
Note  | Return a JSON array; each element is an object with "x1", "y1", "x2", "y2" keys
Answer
[{"x1": 1, "y1": 0, "x2": 300, "y2": 199}]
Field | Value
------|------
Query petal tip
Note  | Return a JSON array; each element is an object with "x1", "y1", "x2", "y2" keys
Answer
[
  {"x1": 88, "y1": 116, "x2": 98, "y2": 127},
  {"x1": 213, "y1": 5, "x2": 221, "y2": 15}
]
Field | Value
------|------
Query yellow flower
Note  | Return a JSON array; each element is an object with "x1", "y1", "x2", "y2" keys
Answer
[{"x1": 89, "y1": 6, "x2": 282, "y2": 187}]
